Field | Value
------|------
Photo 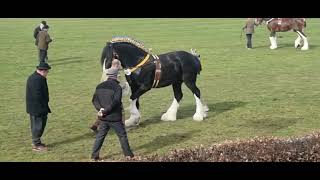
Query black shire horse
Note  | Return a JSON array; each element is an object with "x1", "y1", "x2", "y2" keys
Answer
[{"x1": 100, "y1": 37, "x2": 208, "y2": 127}]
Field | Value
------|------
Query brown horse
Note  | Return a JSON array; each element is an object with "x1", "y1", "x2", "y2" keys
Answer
[{"x1": 255, "y1": 18, "x2": 308, "y2": 50}]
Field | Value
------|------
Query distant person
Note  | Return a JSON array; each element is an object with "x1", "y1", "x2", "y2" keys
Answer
[
  {"x1": 91, "y1": 62, "x2": 134, "y2": 161},
  {"x1": 242, "y1": 18, "x2": 257, "y2": 49},
  {"x1": 26, "y1": 62, "x2": 52, "y2": 152},
  {"x1": 33, "y1": 21, "x2": 47, "y2": 39},
  {"x1": 35, "y1": 25, "x2": 53, "y2": 63}
]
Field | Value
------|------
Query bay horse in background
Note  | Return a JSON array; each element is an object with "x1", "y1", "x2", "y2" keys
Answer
[
  {"x1": 100, "y1": 37, "x2": 209, "y2": 127},
  {"x1": 255, "y1": 18, "x2": 308, "y2": 50}
]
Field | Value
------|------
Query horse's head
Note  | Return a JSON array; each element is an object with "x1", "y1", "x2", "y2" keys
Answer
[
  {"x1": 101, "y1": 42, "x2": 114, "y2": 70},
  {"x1": 100, "y1": 37, "x2": 150, "y2": 81},
  {"x1": 100, "y1": 42, "x2": 121, "y2": 81}
]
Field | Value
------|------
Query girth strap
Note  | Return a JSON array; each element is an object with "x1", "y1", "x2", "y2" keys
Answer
[{"x1": 152, "y1": 55, "x2": 161, "y2": 88}]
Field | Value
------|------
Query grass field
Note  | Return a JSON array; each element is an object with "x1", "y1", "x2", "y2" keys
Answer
[{"x1": 0, "y1": 18, "x2": 320, "y2": 161}]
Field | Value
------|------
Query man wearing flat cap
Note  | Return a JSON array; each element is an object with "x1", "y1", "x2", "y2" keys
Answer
[
  {"x1": 33, "y1": 21, "x2": 47, "y2": 39},
  {"x1": 91, "y1": 59, "x2": 134, "y2": 161},
  {"x1": 26, "y1": 62, "x2": 51, "y2": 152}
]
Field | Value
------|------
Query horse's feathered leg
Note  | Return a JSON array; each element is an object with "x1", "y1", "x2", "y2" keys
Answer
[
  {"x1": 184, "y1": 80, "x2": 205, "y2": 121},
  {"x1": 161, "y1": 82, "x2": 183, "y2": 121},
  {"x1": 125, "y1": 87, "x2": 150, "y2": 127},
  {"x1": 125, "y1": 99, "x2": 140, "y2": 127},
  {"x1": 297, "y1": 30, "x2": 309, "y2": 50},
  {"x1": 269, "y1": 31, "x2": 277, "y2": 49},
  {"x1": 294, "y1": 30, "x2": 302, "y2": 48}
]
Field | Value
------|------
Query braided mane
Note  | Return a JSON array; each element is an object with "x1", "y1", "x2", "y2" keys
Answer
[{"x1": 110, "y1": 36, "x2": 151, "y2": 54}]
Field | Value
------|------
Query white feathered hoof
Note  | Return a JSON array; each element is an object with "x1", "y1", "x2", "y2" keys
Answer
[
  {"x1": 295, "y1": 42, "x2": 301, "y2": 48},
  {"x1": 161, "y1": 112, "x2": 177, "y2": 121},
  {"x1": 125, "y1": 117, "x2": 140, "y2": 127},
  {"x1": 301, "y1": 46, "x2": 309, "y2": 51},
  {"x1": 270, "y1": 45, "x2": 277, "y2": 50},
  {"x1": 193, "y1": 113, "x2": 204, "y2": 121}
]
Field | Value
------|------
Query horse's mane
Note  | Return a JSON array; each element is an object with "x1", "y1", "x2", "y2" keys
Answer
[{"x1": 110, "y1": 36, "x2": 151, "y2": 54}]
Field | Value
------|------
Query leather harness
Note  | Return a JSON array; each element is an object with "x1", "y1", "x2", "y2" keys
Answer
[
  {"x1": 123, "y1": 53, "x2": 162, "y2": 88},
  {"x1": 151, "y1": 54, "x2": 161, "y2": 88}
]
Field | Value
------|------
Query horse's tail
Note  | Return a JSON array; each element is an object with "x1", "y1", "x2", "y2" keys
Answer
[{"x1": 190, "y1": 49, "x2": 202, "y2": 75}]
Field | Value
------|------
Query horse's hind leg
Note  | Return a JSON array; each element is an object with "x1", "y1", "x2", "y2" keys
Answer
[
  {"x1": 297, "y1": 30, "x2": 309, "y2": 50},
  {"x1": 161, "y1": 82, "x2": 182, "y2": 121},
  {"x1": 269, "y1": 31, "x2": 277, "y2": 49},
  {"x1": 184, "y1": 78, "x2": 207, "y2": 121}
]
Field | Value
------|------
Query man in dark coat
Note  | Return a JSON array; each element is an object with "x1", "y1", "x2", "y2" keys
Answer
[
  {"x1": 33, "y1": 21, "x2": 47, "y2": 39},
  {"x1": 35, "y1": 25, "x2": 53, "y2": 63},
  {"x1": 90, "y1": 59, "x2": 122, "y2": 133},
  {"x1": 26, "y1": 62, "x2": 51, "y2": 152},
  {"x1": 91, "y1": 66, "x2": 134, "y2": 161}
]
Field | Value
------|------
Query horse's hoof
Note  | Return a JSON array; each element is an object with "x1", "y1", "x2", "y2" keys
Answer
[
  {"x1": 161, "y1": 112, "x2": 176, "y2": 121},
  {"x1": 125, "y1": 118, "x2": 140, "y2": 127},
  {"x1": 125, "y1": 121, "x2": 138, "y2": 127},
  {"x1": 301, "y1": 46, "x2": 309, "y2": 51},
  {"x1": 270, "y1": 46, "x2": 277, "y2": 50},
  {"x1": 193, "y1": 113, "x2": 204, "y2": 121}
]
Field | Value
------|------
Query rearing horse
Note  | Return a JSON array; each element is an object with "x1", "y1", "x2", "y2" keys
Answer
[
  {"x1": 100, "y1": 37, "x2": 208, "y2": 127},
  {"x1": 255, "y1": 18, "x2": 308, "y2": 50}
]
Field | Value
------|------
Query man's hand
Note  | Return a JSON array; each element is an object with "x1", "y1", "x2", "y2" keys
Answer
[
  {"x1": 97, "y1": 111, "x2": 103, "y2": 117},
  {"x1": 97, "y1": 108, "x2": 105, "y2": 117}
]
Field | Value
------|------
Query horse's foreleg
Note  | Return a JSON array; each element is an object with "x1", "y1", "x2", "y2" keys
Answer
[
  {"x1": 161, "y1": 83, "x2": 182, "y2": 121},
  {"x1": 269, "y1": 32, "x2": 277, "y2": 49},
  {"x1": 125, "y1": 98, "x2": 140, "y2": 127},
  {"x1": 294, "y1": 33, "x2": 302, "y2": 48},
  {"x1": 297, "y1": 30, "x2": 309, "y2": 50},
  {"x1": 125, "y1": 87, "x2": 150, "y2": 127}
]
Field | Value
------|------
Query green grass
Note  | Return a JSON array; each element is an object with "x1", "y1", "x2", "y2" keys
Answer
[{"x1": 0, "y1": 18, "x2": 320, "y2": 161}]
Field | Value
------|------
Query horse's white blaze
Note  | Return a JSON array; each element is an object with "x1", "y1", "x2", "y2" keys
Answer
[
  {"x1": 100, "y1": 58, "x2": 108, "y2": 82},
  {"x1": 193, "y1": 94, "x2": 204, "y2": 121},
  {"x1": 295, "y1": 35, "x2": 302, "y2": 48},
  {"x1": 297, "y1": 31, "x2": 309, "y2": 50},
  {"x1": 269, "y1": 37, "x2": 277, "y2": 49},
  {"x1": 161, "y1": 98, "x2": 179, "y2": 121},
  {"x1": 125, "y1": 99, "x2": 141, "y2": 127}
]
